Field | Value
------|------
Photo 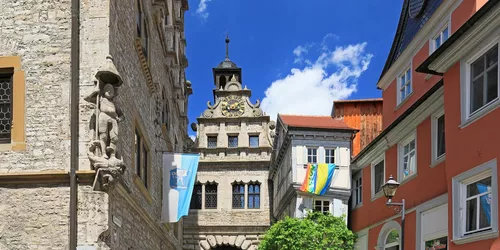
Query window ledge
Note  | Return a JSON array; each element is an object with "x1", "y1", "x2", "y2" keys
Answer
[
  {"x1": 371, "y1": 191, "x2": 384, "y2": 202},
  {"x1": 460, "y1": 99, "x2": 500, "y2": 129},
  {"x1": 430, "y1": 155, "x2": 446, "y2": 168},
  {"x1": 395, "y1": 92, "x2": 414, "y2": 111},
  {"x1": 133, "y1": 175, "x2": 153, "y2": 204},
  {"x1": 399, "y1": 173, "x2": 418, "y2": 185},
  {"x1": 453, "y1": 230, "x2": 499, "y2": 245}
]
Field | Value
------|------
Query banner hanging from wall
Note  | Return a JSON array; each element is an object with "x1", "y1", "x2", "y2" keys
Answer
[
  {"x1": 300, "y1": 163, "x2": 335, "y2": 196},
  {"x1": 161, "y1": 153, "x2": 200, "y2": 223}
]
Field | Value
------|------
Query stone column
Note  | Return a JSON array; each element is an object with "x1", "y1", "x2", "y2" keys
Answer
[{"x1": 202, "y1": 184, "x2": 206, "y2": 209}]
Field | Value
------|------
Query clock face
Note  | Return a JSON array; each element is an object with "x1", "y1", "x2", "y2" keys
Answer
[{"x1": 221, "y1": 96, "x2": 245, "y2": 117}]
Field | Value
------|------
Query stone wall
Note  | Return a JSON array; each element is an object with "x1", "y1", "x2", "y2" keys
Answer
[
  {"x1": 0, "y1": 0, "x2": 190, "y2": 248},
  {"x1": 0, "y1": 0, "x2": 72, "y2": 172}
]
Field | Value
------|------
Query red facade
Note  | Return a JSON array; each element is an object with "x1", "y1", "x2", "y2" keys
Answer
[{"x1": 350, "y1": 1, "x2": 499, "y2": 250}]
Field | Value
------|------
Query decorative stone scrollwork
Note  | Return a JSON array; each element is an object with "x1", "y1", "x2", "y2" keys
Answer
[{"x1": 85, "y1": 55, "x2": 126, "y2": 192}]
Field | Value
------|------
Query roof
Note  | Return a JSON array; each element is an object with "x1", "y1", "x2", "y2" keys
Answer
[
  {"x1": 378, "y1": 0, "x2": 443, "y2": 84},
  {"x1": 416, "y1": 0, "x2": 500, "y2": 75},
  {"x1": 279, "y1": 114, "x2": 357, "y2": 131},
  {"x1": 216, "y1": 58, "x2": 238, "y2": 69},
  {"x1": 333, "y1": 98, "x2": 383, "y2": 104},
  {"x1": 352, "y1": 79, "x2": 443, "y2": 164}
]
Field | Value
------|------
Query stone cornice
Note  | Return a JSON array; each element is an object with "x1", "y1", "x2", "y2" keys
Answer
[
  {"x1": 0, "y1": 170, "x2": 95, "y2": 185},
  {"x1": 183, "y1": 225, "x2": 269, "y2": 234}
]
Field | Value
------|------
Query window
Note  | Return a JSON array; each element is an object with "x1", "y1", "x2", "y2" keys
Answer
[
  {"x1": 424, "y1": 236, "x2": 447, "y2": 250},
  {"x1": 207, "y1": 136, "x2": 217, "y2": 148},
  {"x1": 398, "y1": 68, "x2": 412, "y2": 104},
  {"x1": 205, "y1": 182, "x2": 218, "y2": 209},
  {"x1": 431, "y1": 24, "x2": 450, "y2": 52},
  {"x1": 136, "y1": 0, "x2": 148, "y2": 59},
  {"x1": 248, "y1": 182, "x2": 260, "y2": 209},
  {"x1": 465, "y1": 176, "x2": 492, "y2": 234},
  {"x1": 452, "y1": 159, "x2": 498, "y2": 244},
  {"x1": 0, "y1": 73, "x2": 12, "y2": 144},
  {"x1": 399, "y1": 134, "x2": 416, "y2": 181},
  {"x1": 325, "y1": 148, "x2": 335, "y2": 164},
  {"x1": 232, "y1": 182, "x2": 245, "y2": 209},
  {"x1": 135, "y1": 129, "x2": 149, "y2": 188},
  {"x1": 307, "y1": 147, "x2": 317, "y2": 164},
  {"x1": 190, "y1": 183, "x2": 202, "y2": 209},
  {"x1": 249, "y1": 135, "x2": 259, "y2": 148},
  {"x1": 314, "y1": 200, "x2": 330, "y2": 214},
  {"x1": 432, "y1": 110, "x2": 446, "y2": 163},
  {"x1": 228, "y1": 136, "x2": 238, "y2": 148},
  {"x1": 469, "y1": 45, "x2": 498, "y2": 115},
  {"x1": 372, "y1": 159, "x2": 385, "y2": 196},
  {"x1": 353, "y1": 171, "x2": 362, "y2": 207},
  {"x1": 385, "y1": 230, "x2": 400, "y2": 250}
]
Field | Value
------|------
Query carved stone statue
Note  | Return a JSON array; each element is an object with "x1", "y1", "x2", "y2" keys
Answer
[{"x1": 84, "y1": 55, "x2": 126, "y2": 192}]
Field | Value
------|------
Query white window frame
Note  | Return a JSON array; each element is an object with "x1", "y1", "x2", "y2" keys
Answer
[
  {"x1": 371, "y1": 156, "x2": 385, "y2": 200},
  {"x1": 325, "y1": 148, "x2": 335, "y2": 164},
  {"x1": 313, "y1": 199, "x2": 331, "y2": 214},
  {"x1": 452, "y1": 159, "x2": 498, "y2": 245},
  {"x1": 398, "y1": 132, "x2": 417, "y2": 183},
  {"x1": 307, "y1": 147, "x2": 318, "y2": 164},
  {"x1": 460, "y1": 37, "x2": 500, "y2": 127},
  {"x1": 377, "y1": 221, "x2": 401, "y2": 250},
  {"x1": 397, "y1": 66, "x2": 412, "y2": 105},
  {"x1": 430, "y1": 22, "x2": 451, "y2": 53},
  {"x1": 415, "y1": 194, "x2": 448, "y2": 250},
  {"x1": 431, "y1": 108, "x2": 446, "y2": 166},
  {"x1": 352, "y1": 170, "x2": 363, "y2": 208}
]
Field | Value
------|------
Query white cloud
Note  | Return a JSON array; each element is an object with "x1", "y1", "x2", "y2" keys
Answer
[
  {"x1": 261, "y1": 41, "x2": 373, "y2": 120},
  {"x1": 293, "y1": 44, "x2": 313, "y2": 64},
  {"x1": 196, "y1": 0, "x2": 212, "y2": 20}
]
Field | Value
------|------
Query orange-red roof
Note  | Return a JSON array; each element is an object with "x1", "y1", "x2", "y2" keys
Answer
[
  {"x1": 333, "y1": 98, "x2": 383, "y2": 104},
  {"x1": 279, "y1": 114, "x2": 357, "y2": 131}
]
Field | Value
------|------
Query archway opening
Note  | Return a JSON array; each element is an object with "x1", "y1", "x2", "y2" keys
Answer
[{"x1": 212, "y1": 246, "x2": 240, "y2": 250}]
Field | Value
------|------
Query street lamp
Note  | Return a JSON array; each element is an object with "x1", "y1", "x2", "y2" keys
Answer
[{"x1": 382, "y1": 175, "x2": 405, "y2": 250}]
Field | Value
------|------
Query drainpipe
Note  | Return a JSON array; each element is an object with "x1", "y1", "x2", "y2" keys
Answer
[{"x1": 69, "y1": 0, "x2": 80, "y2": 248}]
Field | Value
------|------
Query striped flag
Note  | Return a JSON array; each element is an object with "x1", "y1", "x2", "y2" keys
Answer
[{"x1": 300, "y1": 163, "x2": 335, "y2": 195}]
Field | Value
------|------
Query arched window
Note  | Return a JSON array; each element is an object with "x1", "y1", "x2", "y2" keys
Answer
[
  {"x1": 377, "y1": 221, "x2": 401, "y2": 250},
  {"x1": 232, "y1": 182, "x2": 245, "y2": 209},
  {"x1": 205, "y1": 182, "x2": 218, "y2": 209},
  {"x1": 248, "y1": 182, "x2": 260, "y2": 209},
  {"x1": 189, "y1": 182, "x2": 202, "y2": 210},
  {"x1": 384, "y1": 230, "x2": 400, "y2": 250},
  {"x1": 219, "y1": 75, "x2": 227, "y2": 90}
]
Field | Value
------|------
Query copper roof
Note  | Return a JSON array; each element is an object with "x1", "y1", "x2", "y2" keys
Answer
[
  {"x1": 333, "y1": 98, "x2": 383, "y2": 104},
  {"x1": 279, "y1": 114, "x2": 357, "y2": 131}
]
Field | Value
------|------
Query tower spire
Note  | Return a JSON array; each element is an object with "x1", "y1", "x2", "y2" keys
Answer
[{"x1": 225, "y1": 32, "x2": 230, "y2": 59}]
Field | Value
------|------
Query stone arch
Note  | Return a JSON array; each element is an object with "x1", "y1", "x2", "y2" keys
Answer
[
  {"x1": 376, "y1": 220, "x2": 402, "y2": 250},
  {"x1": 198, "y1": 235, "x2": 257, "y2": 250}
]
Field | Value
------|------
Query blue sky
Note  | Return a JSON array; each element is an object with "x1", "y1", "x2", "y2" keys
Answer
[{"x1": 185, "y1": 0, "x2": 403, "y2": 135}]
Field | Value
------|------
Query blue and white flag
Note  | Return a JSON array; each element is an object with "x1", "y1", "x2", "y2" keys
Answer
[{"x1": 161, "y1": 153, "x2": 200, "y2": 223}]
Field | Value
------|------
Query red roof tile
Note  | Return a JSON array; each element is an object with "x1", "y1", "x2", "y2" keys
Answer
[{"x1": 279, "y1": 114, "x2": 357, "y2": 131}]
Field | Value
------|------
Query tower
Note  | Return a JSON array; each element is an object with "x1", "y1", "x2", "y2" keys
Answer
[{"x1": 184, "y1": 36, "x2": 276, "y2": 250}]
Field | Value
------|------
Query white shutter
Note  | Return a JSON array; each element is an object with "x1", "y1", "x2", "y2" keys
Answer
[
  {"x1": 318, "y1": 147, "x2": 325, "y2": 164},
  {"x1": 296, "y1": 146, "x2": 304, "y2": 165},
  {"x1": 335, "y1": 147, "x2": 340, "y2": 165}
]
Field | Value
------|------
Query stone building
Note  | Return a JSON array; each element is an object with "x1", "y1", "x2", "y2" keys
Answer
[
  {"x1": 0, "y1": 0, "x2": 191, "y2": 249},
  {"x1": 184, "y1": 39, "x2": 275, "y2": 250},
  {"x1": 269, "y1": 115, "x2": 357, "y2": 221}
]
